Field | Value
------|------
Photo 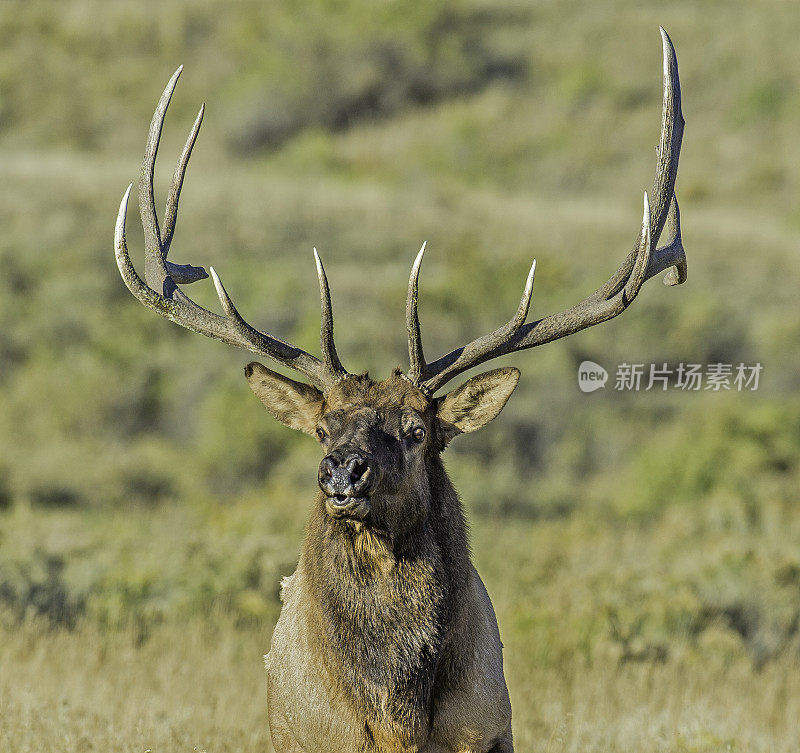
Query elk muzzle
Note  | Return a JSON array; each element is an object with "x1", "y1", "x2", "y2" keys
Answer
[{"x1": 318, "y1": 450, "x2": 375, "y2": 519}]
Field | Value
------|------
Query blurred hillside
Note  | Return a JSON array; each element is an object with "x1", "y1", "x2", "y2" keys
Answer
[{"x1": 1, "y1": 1, "x2": 800, "y2": 751}]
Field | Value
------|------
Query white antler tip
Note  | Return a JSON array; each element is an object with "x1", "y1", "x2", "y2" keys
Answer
[
  {"x1": 524, "y1": 259, "x2": 537, "y2": 287},
  {"x1": 115, "y1": 184, "x2": 134, "y2": 242},
  {"x1": 313, "y1": 247, "x2": 324, "y2": 275},
  {"x1": 208, "y1": 266, "x2": 237, "y2": 317},
  {"x1": 523, "y1": 259, "x2": 536, "y2": 294},
  {"x1": 660, "y1": 27, "x2": 673, "y2": 75},
  {"x1": 209, "y1": 265, "x2": 228, "y2": 299},
  {"x1": 168, "y1": 65, "x2": 184, "y2": 86},
  {"x1": 412, "y1": 242, "x2": 426, "y2": 273}
]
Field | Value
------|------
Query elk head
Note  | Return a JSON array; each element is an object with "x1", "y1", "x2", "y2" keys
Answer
[
  {"x1": 243, "y1": 362, "x2": 518, "y2": 538},
  {"x1": 114, "y1": 29, "x2": 686, "y2": 540}
]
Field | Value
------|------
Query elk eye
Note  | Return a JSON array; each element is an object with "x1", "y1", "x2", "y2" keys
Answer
[
  {"x1": 315, "y1": 428, "x2": 327, "y2": 441},
  {"x1": 412, "y1": 427, "x2": 426, "y2": 443}
]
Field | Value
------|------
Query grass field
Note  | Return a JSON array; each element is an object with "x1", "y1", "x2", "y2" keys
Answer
[
  {"x1": 1, "y1": 1, "x2": 799, "y2": 750},
  {"x1": 4, "y1": 491, "x2": 800, "y2": 752}
]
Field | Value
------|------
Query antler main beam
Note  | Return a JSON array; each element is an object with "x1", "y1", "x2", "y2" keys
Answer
[
  {"x1": 114, "y1": 66, "x2": 349, "y2": 392},
  {"x1": 407, "y1": 28, "x2": 687, "y2": 395}
]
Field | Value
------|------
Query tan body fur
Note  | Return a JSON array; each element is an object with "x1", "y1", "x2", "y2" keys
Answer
[{"x1": 267, "y1": 551, "x2": 511, "y2": 752}]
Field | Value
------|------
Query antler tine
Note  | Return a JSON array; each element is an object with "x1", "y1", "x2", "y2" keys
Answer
[
  {"x1": 652, "y1": 27, "x2": 684, "y2": 249},
  {"x1": 624, "y1": 192, "x2": 654, "y2": 302},
  {"x1": 116, "y1": 184, "x2": 160, "y2": 305},
  {"x1": 162, "y1": 98, "x2": 202, "y2": 253},
  {"x1": 140, "y1": 66, "x2": 177, "y2": 291},
  {"x1": 116, "y1": 68, "x2": 350, "y2": 392},
  {"x1": 208, "y1": 265, "x2": 244, "y2": 320},
  {"x1": 140, "y1": 66, "x2": 208, "y2": 291},
  {"x1": 406, "y1": 244, "x2": 536, "y2": 386},
  {"x1": 507, "y1": 259, "x2": 537, "y2": 334},
  {"x1": 406, "y1": 242, "x2": 427, "y2": 383},
  {"x1": 418, "y1": 29, "x2": 685, "y2": 396},
  {"x1": 314, "y1": 249, "x2": 348, "y2": 381},
  {"x1": 600, "y1": 26, "x2": 684, "y2": 298}
]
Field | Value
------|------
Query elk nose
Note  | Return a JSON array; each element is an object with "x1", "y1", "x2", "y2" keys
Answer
[{"x1": 318, "y1": 452, "x2": 371, "y2": 499}]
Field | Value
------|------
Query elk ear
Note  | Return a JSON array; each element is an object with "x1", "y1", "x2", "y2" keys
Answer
[
  {"x1": 245, "y1": 362, "x2": 325, "y2": 435},
  {"x1": 436, "y1": 367, "x2": 520, "y2": 445}
]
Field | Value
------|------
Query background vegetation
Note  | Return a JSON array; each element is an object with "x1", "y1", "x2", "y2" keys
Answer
[{"x1": 1, "y1": 0, "x2": 799, "y2": 750}]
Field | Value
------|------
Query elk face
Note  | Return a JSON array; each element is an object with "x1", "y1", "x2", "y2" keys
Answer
[{"x1": 245, "y1": 363, "x2": 520, "y2": 538}]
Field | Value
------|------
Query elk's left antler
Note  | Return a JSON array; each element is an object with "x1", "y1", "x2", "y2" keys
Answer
[{"x1": 406, "y1": 28, "x2": 686, "y2": 395}]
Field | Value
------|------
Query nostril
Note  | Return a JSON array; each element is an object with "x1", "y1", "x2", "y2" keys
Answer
[
  {"x1": 346, "y1": 457, "x2": 367, "y2": 482},
  {"x1": 320, "y1": 456, "x2": 338, "y2": 478}
]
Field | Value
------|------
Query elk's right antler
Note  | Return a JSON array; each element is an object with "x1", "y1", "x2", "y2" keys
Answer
[
  {"x1": 114, "y1": 66, "x2": 349, "y2": 392},
  {"x1": 406, "y1": 28, "x2": 687, "y2": 395}
]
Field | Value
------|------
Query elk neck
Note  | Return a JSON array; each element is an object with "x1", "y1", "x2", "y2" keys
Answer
[{"x1": 298, "y1": 457, "x2": 473, "y2": 740}]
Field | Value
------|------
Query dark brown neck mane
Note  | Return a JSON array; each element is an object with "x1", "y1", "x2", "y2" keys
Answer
[{"x1": 300, "y1": 458, "x2": 470, "y2": 743}]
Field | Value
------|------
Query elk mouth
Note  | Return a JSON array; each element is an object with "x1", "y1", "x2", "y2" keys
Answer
[{"x1": 324, "y1": 494, "x2": 371, "y2": 520}]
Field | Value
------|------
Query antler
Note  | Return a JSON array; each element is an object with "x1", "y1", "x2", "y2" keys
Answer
[
  {"x1": 114, "y1": 66, "x2": 349, "y2": 392},
  {"x1": 407, "y1": 28, "x2": 686, "y2": 395}
]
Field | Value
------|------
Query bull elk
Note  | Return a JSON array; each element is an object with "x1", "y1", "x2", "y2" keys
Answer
[{"x1": 114, "y1": 28, "x2": 685, "y2": 753}]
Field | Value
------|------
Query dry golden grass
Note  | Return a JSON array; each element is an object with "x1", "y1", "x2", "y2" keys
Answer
[
  {"x1": 0, "y1": 618, "x2": 272, "y2": 753},
  {"x1": 3, "y1": 613, "x2": 799, "y2": 752}
]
